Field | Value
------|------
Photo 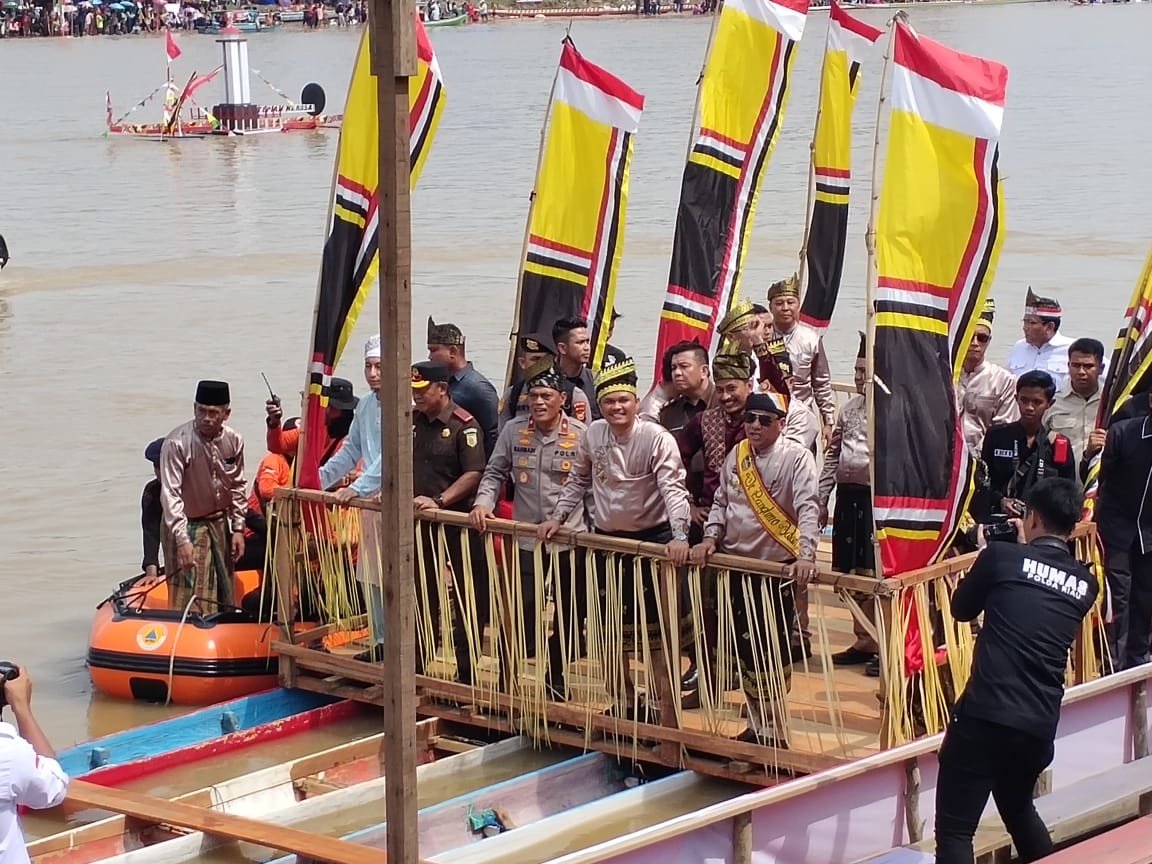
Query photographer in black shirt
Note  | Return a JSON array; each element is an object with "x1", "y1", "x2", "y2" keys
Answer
[{"x1": 934, "y1": 478, "x2": 1097, "y2": 864}]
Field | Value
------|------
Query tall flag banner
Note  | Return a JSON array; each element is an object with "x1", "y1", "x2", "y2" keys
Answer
[
  {"x1": 872, "y1": 24, "x2": 1007, "y2": 669},
  {"x1": 511, "y1": 39, "x2": 644, "y2": 374},
  {"x1": 1083, "y1": 247, "x2": 1152, "y2": 511},
  {"x1": 653, "y1": 0, "x2": 809, "y2": 377},
  {"x1": 297, "y1": 19, "x2": 446, "y2": 489},
  {"x1": 798, "y1": 2, "x2": 882, "y2": 331},
  {"x1": 166, "y1": 29, "x2": 182, "y2": 62}
]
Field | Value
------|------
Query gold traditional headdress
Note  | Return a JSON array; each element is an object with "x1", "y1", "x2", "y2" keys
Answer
[
  {"x1": 767, "y1": 273, "x2": 800, "y2": 301},
  {"x1": 593, "y1": 357, "x2": 638, "y2": 400},
  {"x1": 711, "y1": 352, "x2": 754, "y2": 382},
  {"x1": 717, "y1": 298, "x2": 759, "y2": 337},
  {"x1": 978, "y1": 297, "x2": 996, "y2": 329}
]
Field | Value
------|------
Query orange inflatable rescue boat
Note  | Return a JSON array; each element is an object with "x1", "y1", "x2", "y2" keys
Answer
[{"x1": 88, "y1": 569, "x2": 283, "y2": 705}]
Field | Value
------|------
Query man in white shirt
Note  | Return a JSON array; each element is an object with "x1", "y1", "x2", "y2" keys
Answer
[
  {"x1": 0, "y1": 666, "x2": 68, "y2": 864},
  {"x1": 1045, "y1": 337, "x2": 1106, "y2": 467},
  {"x1": 1006, "y1": 288, "x2": 1074, "y2": 390}
]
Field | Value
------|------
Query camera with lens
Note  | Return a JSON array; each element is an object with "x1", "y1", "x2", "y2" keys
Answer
[
  {"x1": 983, "y1": 514, "x2": 1019, "y2": 544},
  {"x1": 0, "y1": 663, "x2": 19, "y2": 709}
]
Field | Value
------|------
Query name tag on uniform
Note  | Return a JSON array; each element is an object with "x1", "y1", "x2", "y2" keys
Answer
[{"x1": 993, "y1": 448, "x2": 1014, "y2": 458}]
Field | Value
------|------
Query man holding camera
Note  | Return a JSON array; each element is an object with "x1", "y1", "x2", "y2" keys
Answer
[
  {"x1": 0, "y1": 665, "x2": 68, "y2": 863},
  {"x1": 934, "y1": 479, "x2": 1096, "y2": 863}
]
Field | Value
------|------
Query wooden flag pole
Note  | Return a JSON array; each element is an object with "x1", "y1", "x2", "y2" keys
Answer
[
  {"x1": 502, "y1": 25, "x2": 572, "y2": 390},
  {"x1": 369, "y1": 0, "x2": 418, "y2": 861},
  {"x1": 796, "y1": 14, "x2": 833, "y2": 293}
]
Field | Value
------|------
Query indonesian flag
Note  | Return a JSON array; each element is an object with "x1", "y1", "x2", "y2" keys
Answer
[{"x1": 165, "y1": 29, "x2": 181, "y2": 62}]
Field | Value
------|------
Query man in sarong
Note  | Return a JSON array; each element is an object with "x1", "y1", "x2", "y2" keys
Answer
[
  {"x1": 690, "y1": 391, "x2": 820, "y2": 746},
  {"x1": 958, "y1": 298, "x2": 1018, "y2": 458},
  {"x1": 160, "y1": 379, "x2": 247, "y2": 613},
  {"x1": 819, "y1": 334, "x2": 879, "y2": 674},
  {"x1": 539, "y1": 357, "x2": 692, "y2": 719}
]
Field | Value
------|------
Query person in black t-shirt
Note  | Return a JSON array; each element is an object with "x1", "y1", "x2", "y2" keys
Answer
[
  {"x1": 934, "y1": 478, "x2": 1097, "y2": 864},
  {"x1": 976, "y1": 370, "x2": 1076, "y2": 522}
]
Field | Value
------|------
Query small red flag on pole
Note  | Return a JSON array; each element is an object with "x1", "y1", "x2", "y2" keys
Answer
[{"x1": 165, "y1": 29, "x2": 181, "y2": 62}]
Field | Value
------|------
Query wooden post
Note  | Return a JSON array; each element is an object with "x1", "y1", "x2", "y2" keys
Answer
[
  {"x1": 1132, "y1": 680, "x2": 1149, "y2": 761},
  {"x1": 369, "y1": 2, "x2": 418, "y2": 863},
  {"x1": 903, "y1": 757, "x2": 923, "y2": 843},
  {"x1": 732, "y1": 811, "x2": 752, "y2": 864}
]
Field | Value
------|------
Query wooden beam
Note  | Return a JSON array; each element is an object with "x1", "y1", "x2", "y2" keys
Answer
[
  {"x1": 368, "y1": 0, "x2": 417, "y2": 861},
  {"x1": 63, "y1": 780, "x2": 383, "y2": 864}
]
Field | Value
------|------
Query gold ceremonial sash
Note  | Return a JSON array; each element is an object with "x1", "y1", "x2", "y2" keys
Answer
[{"x1": 734, "y1": 439, "x2": 801, "y2": 558}]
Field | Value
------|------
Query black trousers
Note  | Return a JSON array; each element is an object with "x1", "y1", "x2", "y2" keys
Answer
[
  {"x1": 417, "y1": 524, "x2": 490, "y2": 686},
  {"x1": 1104, "y1": 540, "x2": 1152, "y2": 671},
  {"x1": 934, "y1": 714, "x2": 1054, "y2": 864},
  {"x1": 516, "y1": 548, "x2": 585, "y2": 692},
  {"x1": 589, "y1": 524, "x2": 673, "y2": 651},
  {"x1": 726, "y1": 572, "x2": 794, "y2": 702}
]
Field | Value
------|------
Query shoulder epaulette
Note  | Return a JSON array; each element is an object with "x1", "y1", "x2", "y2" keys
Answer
[{"x1": 452, "y1": 406, "x2": 475, "y2": 422}]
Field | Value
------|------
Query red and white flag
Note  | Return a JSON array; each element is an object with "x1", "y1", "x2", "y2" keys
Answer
[{"x1": 165, "y1": 29, "x2": 181, "y2": 62}]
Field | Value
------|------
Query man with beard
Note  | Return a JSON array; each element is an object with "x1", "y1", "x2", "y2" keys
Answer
[
  {"x1": 978, "y1": 371, "x2": 1077, "y2": 524},
  {"x1": 553, "y1": 317, "x2": 600, "y2": 419},
  {"x1": 319, "y1": 337, "x2": 385, "y2": 660},
  {"x1": 411, "y1": 361, "x2": 488, "y2": 684},
  {"x1": 957, "y1": 299, "x2": 1018, "y2": 457},
  {"x1": 159, "y1": 380, "x2": 247, "y2": 613},
  {"x1": 539, "y1": 357, "x2": 692, "y2": 718},
  {"x1": 761, "y1": 275, "x2": 836, "y2": 447},
  {"x1": 472, "y1": 360, "x2": 588, "y2": 697},
  {"x1": 427, "y1": 317, "x2": 500, "y2": 456},
  {"x1": 1007, "y1": 288, "x2": 1075, "y2": 391},
  {"x1": 690, "y1": 391, "x2": 819, "y2": 746}
]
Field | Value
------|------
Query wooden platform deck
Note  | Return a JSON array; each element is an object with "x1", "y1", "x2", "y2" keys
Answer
[{"x1": 277, "y1": 581, "x2": 883, "y2": 786}]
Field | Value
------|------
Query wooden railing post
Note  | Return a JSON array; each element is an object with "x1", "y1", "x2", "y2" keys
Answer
[{"x1": 732, "y1": 810, "x2": 752, "y2": 864}]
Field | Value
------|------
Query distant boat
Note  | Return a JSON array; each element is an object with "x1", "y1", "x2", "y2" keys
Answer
[{"x1": 424, "y1": 11, "x2": 468, "y2": 25}]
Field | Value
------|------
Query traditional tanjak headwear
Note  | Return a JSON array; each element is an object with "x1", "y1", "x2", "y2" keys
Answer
[
  {"x1": 711, "y1": 352, "x2": 754, "y2": 382},
  {"x1": 365, "y1": 333, "x2": 381, "y2": 359},
  {"x1": 746, "y1": 391, "x2": 789, "y2": 417},
  {"x1": 428, "y1": 316, "x2": 465, "y2": 346},
  {"x1": 857, "y1": 331, "x2": 867, "y2": 359},
  {"x1": 978, "y1": 298, "x2": 996, "y2": 329},
  {"x1": 195, "y1": 380, "x2": 230, "y2": 406},
  {"x1": 767, "y1": 273, "x2": 800, "y2": 301},
  {"x1": 523, "y1": 357, "x2": 563, "y2": 392},
  {"x1": 594, "y1": 357, "x2": 638, "y2": 400},
  {"x1": 717, "y1": 298, "x2": 758, "y2": 336},
  {"x1": 1024, "y1": 287, "x2": 1061, "y2": 321}
]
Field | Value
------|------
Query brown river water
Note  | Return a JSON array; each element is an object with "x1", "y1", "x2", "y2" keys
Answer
[{"x1": 0, "y1": 0, "x2": 1149, "y2": 776}]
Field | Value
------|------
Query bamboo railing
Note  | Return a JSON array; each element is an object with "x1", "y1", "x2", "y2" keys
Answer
[{"x1": 268, "y1": 487, "x2": 1108, "y2": 772}]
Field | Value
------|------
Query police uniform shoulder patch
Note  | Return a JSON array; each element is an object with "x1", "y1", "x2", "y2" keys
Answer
[
  {"x1": 463, "y1": 427, "x2": 479, "y2": 449},
  {"x1": 452, "y1": 406, "x2": 475, "y2": 423},
  {"x1": 572, "y1": 401, "x2": 588, "y2": 422}
]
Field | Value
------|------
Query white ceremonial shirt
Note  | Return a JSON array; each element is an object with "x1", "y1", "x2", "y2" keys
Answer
[
  {"x1": 0, "y1": 723, "x2": 68, "y2": 864},
  {"x1": 1006, "y1": 332, "x2": 1074, "y2": 391}
]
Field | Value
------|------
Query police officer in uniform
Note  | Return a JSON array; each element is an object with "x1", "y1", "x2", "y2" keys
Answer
[
  {"x1": 412, "y1": 360, "x2": 489, "y2": 685},
  {"x1": 498, "y1": 334, "x2": 591, "y2": 429},
  {"x1": 934, "y1": 478, "x2": 1096, "y2": 863},
  {"x1": 472, "y1": 360, "x2": 588, "y2": 697}
]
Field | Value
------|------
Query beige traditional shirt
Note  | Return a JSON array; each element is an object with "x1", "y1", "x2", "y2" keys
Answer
[
  {"x1": 768, "y1": 322, "x2": 835, "y2": 428},
  {"x1": 818, "y1": 393, "x2": 870, "y2": 505},
  {"x1": 475, "y1": 414, "x2": 588, "y2": 549},
  {"x1": 957, "y1": 361, "x2": 1019, "y2": 456},
  {"x1": 160, "y1": 419, "x2": 247, "y2": 542},
  {"x1": 1045, "y1": 385, "x2": 1101, "y2": 464},
  {"x1": 553, "y1": 418, "x2": 691, "y2": 537},
  {"x1": 705, "y1": 436, "x2": 820, "y2": 562}
]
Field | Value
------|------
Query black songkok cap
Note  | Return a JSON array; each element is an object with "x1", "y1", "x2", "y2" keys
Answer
[{"x1": 195, "y1": 380, "x2": 230, "y2": 406}]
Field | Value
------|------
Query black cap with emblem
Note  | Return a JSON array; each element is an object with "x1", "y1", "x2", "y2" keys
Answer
[{"x1": 411, "y1": 360, "x2": 451, "y2": 389}]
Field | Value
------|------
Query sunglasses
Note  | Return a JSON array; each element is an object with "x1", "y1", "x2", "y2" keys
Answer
[
  {"x1": 973, "y1": 332, "x2": 990, "y2": 345},
  {"x1": 744, "y1": 411, "x2": 780, "y2": 425}
]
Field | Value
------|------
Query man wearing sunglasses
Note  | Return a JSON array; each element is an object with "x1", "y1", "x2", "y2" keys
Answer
[
  {"x1": 958, "y1": 298, "x2": 1018, "y2": 457},
  {"x1": 690, "y1": 391, "x2": 820, "y2": 746}
]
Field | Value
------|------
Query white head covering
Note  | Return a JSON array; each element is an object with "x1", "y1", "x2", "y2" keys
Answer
[{"x1": 364, "y1": 334, "x2": 381, "y2": 360}]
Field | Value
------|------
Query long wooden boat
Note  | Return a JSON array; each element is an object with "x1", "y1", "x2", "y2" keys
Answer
[
  {"x1": 74, "y1": 734, "x2": 546, "y2": 864},
  {"x1": 424, "y1": 11, "x2": 469, "y2": 25},
  {"x1": 57, "y1": 688, "x2": 354, "y2": 786}
]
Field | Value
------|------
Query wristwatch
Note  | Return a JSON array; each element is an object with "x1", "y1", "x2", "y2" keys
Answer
[
  {"x1": 672, "y1": 531, "x2": 689, "y2": 543},
  {"x1": 433, "y1": 494, "x2": 445, "y2": 508}
]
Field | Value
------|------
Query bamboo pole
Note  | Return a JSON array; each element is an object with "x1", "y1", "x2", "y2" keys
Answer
[
  {"x1": 501, "y1": 26, "x2": 571, "y2": 390},
  {"x1": 796, "y1": 14, "x2": 832, "y2": 294},
  {"x1": 369, "y1": 0, "x2": 418, "y2": 861}
]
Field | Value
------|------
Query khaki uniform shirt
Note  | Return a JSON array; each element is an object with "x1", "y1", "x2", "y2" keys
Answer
[
  {"x1": 704, "y1": 437, "x2": 820, "y2": 562},
  {"x1": 768, "y1": 322, "x2": 836, "y2": 428},
  {"x1": 475, "y1": 414, "x2": 588, "y2": 548},
  {"x1": 498, "y1": 383, "x2": 591, "y2": 431},
  {"x1": 554, "y1": 418, "x2": 692, "y2": 537},
  {"x1": 958, "y1": 361, "x2": 1019, "y2": 456},
  {"x1": 412, "y1": 400, "x2": 487, "y2": 509},
  {"x1": 160, "y1": 419, "x2": 247, "y2": 541},
  {"x1": 818, "y1": 393, "x2": 870, "y2": 505},
  {"x1": 1045, "y1": 385, "x2": 1101, "y2": 464}
]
